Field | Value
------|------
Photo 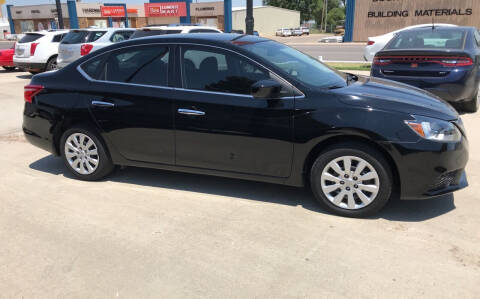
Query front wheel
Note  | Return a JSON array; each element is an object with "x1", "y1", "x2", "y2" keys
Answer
[
  {"x1": 310, "y1": 142, "x2": 393, "y2": 217},
  {"x1": 60, "y1": 127, "x2": 114, "y2": 181},
  {"x1": 461, "y1": 91, "x2": 479, "y2": 113}
]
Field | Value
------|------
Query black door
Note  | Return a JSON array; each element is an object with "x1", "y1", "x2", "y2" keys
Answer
[
  {"x1": 81, "y1": 44, "x2": 176, "y2": 164},
  {"x1": 174, "y1": 45, "x2": 295, "y2": 177}
]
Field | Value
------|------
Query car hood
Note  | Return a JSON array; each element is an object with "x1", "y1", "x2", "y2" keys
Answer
[{"x1": 332, "y1": 76, "x2": 458, "y2": 121}]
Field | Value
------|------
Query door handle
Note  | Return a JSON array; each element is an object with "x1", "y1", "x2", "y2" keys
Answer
[
  {"x1": 91, "y1": 100, "x2": 115, "y2": 108},
  {"x1": 177, "y1": 108, "x2": 205, "y2": 116}
]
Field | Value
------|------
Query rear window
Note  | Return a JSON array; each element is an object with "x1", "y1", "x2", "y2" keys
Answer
[
  {"x1": 130, "y1": 29, "x2": 181, "y2": 39},
  {"x1": 61, "y1": 31, "x2": 106, "y2": 44},
  {"x1": 18, "y1": 33, "x2": 44, "y2": 44},
  {"x1": 386, "y1": 29, "x2": 467, "y2": 50}
]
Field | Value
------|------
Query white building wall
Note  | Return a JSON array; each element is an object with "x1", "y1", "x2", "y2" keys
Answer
[{"x1": 232, "y1": 6, "x2": 300, "y2": 35}]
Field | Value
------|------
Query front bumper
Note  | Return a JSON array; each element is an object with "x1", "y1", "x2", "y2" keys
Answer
[{"x1": 385, "y1": 135, "x2": 469, "y2": 200}]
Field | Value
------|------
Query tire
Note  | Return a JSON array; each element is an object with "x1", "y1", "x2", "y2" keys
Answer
[
  {"x1": 60, "y1": 126, "x2": 114, "y2": 181},
  {"x1": 310, "y1": 142, "x2": 393, "y2": 217},
  {"x1": 461, "y1": 90, "x2": 479, "y2": 113},
  {"x1": 2, "y1": 66, "x2": 15, "y2": 71},
  {"x1": 45, "y1": 56, "x2": 58, "y2": 71}
]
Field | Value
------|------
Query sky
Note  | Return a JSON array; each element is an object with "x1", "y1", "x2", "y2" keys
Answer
[{"x1": 1, "y1": 0, "x2": 264, "y2": 20}]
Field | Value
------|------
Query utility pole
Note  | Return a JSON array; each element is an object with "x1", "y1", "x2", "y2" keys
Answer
[
  {"x1": 245, "y1": 0, "x2": 254, "y2": 35},
  {"x1": 55, "y1": 0, "x2": 64, "y2": 29}
]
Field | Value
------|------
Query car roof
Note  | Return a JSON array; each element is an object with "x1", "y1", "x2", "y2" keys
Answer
[
  {"x1": 74, "y1": 27, "x2": 135, "y2": 32},
  {"x1": 139, "y1": 25, "x2": 220, "y2": 30}
]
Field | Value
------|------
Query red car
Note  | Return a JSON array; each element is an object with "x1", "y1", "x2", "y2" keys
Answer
[{"x1": 0, "y1": 44, "x2": 15, "y2": 71}]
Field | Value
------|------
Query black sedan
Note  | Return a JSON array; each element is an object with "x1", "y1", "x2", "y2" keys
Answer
[
  {"x1": 23, "y1": 34, "x2": 468, "y2": 217},
  {"x1": 371, "y1": 26, "x2": 480, "y2": 112}
]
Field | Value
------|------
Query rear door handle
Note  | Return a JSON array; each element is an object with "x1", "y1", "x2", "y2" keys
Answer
[
  {"x1": 177, "y1": 108, "x2": 205, "y2": 116},
  {"x1": 91, "y1": 100, "x2": 115, "y2": 108}
]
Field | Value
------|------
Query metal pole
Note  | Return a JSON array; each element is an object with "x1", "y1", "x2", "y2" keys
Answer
[
  {"x1": 245, "y1": 0, "x2": 254, "y2": 35},
  {"x1": 55, "y1": 0, "x2": 64, "y2": 29}
]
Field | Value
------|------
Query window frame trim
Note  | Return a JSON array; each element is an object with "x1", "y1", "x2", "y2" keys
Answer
[{"x1": 77, "y1": 42, "x2": 304, "y2": 98}]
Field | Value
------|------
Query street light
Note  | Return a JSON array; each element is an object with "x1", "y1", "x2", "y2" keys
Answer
[
  {"x1": 245, "y1": 0, "x2": 254, "y2": 35},
  {"x1": 55, "y1": 0, "x2": 64, "y2": 29}
]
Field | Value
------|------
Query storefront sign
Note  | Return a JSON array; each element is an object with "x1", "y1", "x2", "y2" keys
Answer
[
  {"x1": 144, "y1": 2, "x2": 187, "y2": 17},
  {"x1": 101, "y1": 6, "x2": 126, "y2": 17},
  {"x1": 11, "y1": 4, "x2": 68, "y2": 20},
  {"x1": 191, "y1": 2, "x2": 223, "y2": 17}
]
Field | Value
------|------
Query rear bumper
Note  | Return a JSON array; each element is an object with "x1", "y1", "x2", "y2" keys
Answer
[
  {"x1": 0, "y1": 59, "x2": 14, "y2": 67},
  {"x1": 23, "y1": 103, "x2": 58, "y2": 156},
  {"x1": 371, "y1": 67, "x2": 478, "y2": 102},
  {"x1": 14, "y1": 61, "x2": 46, "y2": 71},
  {"x1": 384, "y1": 136, "x2": 469, "y2": 200}
]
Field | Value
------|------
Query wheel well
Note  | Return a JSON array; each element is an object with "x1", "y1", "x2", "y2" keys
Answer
[
  {"x1": 53, "y1": 119, "x2": 97, "y2": 156},
  {"x1": 302, "y1": 135, "x2": 401, "y2": 192},
  {"x1": 47, "y1": 54, "x2": 57, "y2": 63}
]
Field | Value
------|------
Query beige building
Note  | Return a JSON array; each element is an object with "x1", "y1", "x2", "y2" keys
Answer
[
  {"x1": 190, "y1": 2, "x2": 225, "y2": 31},
  {"x1": 232, "y1": 6, "x2": 300, "y2": 35}
]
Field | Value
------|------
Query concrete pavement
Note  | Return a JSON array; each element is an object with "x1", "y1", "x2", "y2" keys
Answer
[{"x1": 0, "y1": 69, "x2": 479, "y2": 298}]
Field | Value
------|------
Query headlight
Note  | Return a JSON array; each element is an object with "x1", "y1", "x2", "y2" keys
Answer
[{"x1": 405, "y1": 115, "x2": 461, "y2": 142}]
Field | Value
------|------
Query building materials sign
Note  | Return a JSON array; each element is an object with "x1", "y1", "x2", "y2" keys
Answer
[
  {"x1": 353, "y1": 0, "x2": 480, "y2": 41},
  {"x1": 101, "y1": 6, "x2": 126, "y2": 17},
  {"x1": 144, "y1": 2, "x2": 187, "y2": 17}
]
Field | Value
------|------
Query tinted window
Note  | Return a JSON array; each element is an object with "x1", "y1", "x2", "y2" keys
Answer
[
  {"x1": 52, "y1": 34, "x2": 65, "y2": 43},
  {"x1": 189, "y1": 29, "x2": 219, "y2": 33},
  {"x1": 88, "y1": 46, "x2": 169, "y2": 87},
  {"x1": 241, "y1": 40, "x2": 345, "y2": 89},
  {"x1": 475, "y1": 30, "x2": 480, "y2": 47},
  {"x1": 18, "y1": 33, "x2": 44, "y2": 44},
  {"x1": 130, "y1": 29, "x2": 181, "y2": 39},
  {"x1": 87, "y1": 31, "x2": 106, "y2": 42},
  {"x1": 181, "y1": 46, "x2": 288, "y2": 95},
  {"x1": 61, "y1": 31, "x2": 89, "y2": 44},
  {"x1": 386, "y1": 29, "x2": 467, "y2": 49},
  {"x1": 110, "y1": 31, "x2": 133, "y2": 43}
]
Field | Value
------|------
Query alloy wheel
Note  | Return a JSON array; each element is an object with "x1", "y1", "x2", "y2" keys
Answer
[
  {"x1": 320, "y1": 155, "x2": 380, "y2": 210},
  {"x1": 64, "y1": 133, "x2": 99, "y2": 175}
]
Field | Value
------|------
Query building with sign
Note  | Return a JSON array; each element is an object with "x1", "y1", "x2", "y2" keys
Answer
[
  {"x1": 345, "y1": 0, "x2": 480, "y2": 42},
  {"x1": 191, "y1": 2, "x2": 224, "y2": 30},
  {"x1": 232, "y1": 6, "x2": 300, "y2": 35}
]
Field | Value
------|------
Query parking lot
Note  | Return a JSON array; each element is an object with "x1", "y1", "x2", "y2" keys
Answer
[{"x1": 1, "y1": 67, "x2": 479, "y2": 297}]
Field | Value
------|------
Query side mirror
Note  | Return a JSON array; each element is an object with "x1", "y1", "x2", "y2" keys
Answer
[{"x1": 251, "y1": 79, "x2": 282, "y2": 99}]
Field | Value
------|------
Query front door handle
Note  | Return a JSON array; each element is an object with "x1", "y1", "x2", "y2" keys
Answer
[
  {"x1": 91, "y1": 100, "x2": 115, "y2": 108},
  {"x1": 177, "y1": 108, "x2": 205, "y2": 116}
]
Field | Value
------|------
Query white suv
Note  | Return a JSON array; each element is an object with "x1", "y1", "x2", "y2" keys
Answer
[
  {"x1": 57, "y1": 28, "x2": 135, "y2": 69},
  {"x1": 131, "y1": 25, "x2": 222, "y2": 39},
  {"x1": 13, "y1": 30, "x2": 69, "y2": 74},
  {"x1": 275, "y1": 28, "x2": 292, "y2": 37}
]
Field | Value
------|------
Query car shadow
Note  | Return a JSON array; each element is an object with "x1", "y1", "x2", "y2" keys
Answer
[
  {"x1": 29, "y1": 155, "x2": 456, "y2": 222},
  {"x1": 16, "y1": 74, "x2": 33, "y2": 79}
]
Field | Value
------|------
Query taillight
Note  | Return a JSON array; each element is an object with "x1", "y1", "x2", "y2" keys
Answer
[
  {"x1": 373, "y1": 57, "x2": 391, "y2": 65},
  {"x1": 367, "y1": 40, "x2": 375, "y2": 46},
  {"x1": 439, "y1": 57, "x2": 473, "y2": 67},
  {"x1": 24, "y1": 85, "x2": 44, "y2": 103},
  {"x1": 30, "y1": 43, "x2": 38, "y2": 56},
  {"x1": 80, "y1": 44, "x2": 93, "y2": 56}
]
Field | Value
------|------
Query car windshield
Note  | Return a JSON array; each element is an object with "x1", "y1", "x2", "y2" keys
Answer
[
  {"x1": 18, "y1": 33, "x2": 44, "y2": 44},
  {"x1": 386, "y1": 29, "x2": 467, "y2": 49},
  {"x1": 241, "y1": 40, "x2": 345, "y2": 88}
]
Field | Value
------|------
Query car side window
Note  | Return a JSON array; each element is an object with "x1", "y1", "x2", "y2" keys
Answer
[
  {"x1": 475, "y1": 30, "x2": 480, "y2": 47},
  {"x1": 52, "y1": 34, "x2": 65, "y2": 43},
  {"x1": 110, "y1": 31, "x2": 133, "y2": 43},
  {"x1": 181, "y1": 46, "x2": 291, "y2": 96},
  {"x1": 81, "y1": 45, "x2": 169, "y2": 87},
  {"x1": 87, "y1": 31, "x2": 107, "y2": 43}
]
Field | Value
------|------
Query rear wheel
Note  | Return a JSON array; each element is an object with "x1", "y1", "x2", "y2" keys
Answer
[
  {"x1": 45, "y1": 56, "x2": 58, "y2": 71},
  {"x1": 310, "y1": 142, "x2": 393, "y2": 217},
  {"x1": 461, "y1": 90, "x2": 479, "y2": 113},
  {"x1": 60, "y1": 127, "x2": 114, "y2": 181},
  {"x1": 2, "y1": 66, "x2": 15, "y2": 71}
]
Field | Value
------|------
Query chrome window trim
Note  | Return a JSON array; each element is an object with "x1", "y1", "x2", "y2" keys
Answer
[{"x1": 77, "y1": 41, "x2": 305, "y2": 98}]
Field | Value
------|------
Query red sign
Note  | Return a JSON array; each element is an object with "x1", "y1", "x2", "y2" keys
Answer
[
  {"x1": 101, "y1": 6, "x2": 126, "y2": 17},
  {"x1": 144, "y1": 2, "x2": 187, "y2": 17}
]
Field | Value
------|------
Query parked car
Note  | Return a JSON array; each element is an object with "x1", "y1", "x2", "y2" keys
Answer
[
  {"x1": 13, "y1": 30, "x2": 69, "y2": 74},
  {"x1": 292, "y1": 28, "x2": 304, "y2": 36},
  {"x1": 371, "y1": 26, "x2": 480, "y2": 113},
  {"x1": 0, "y1": 43, "x2": 15, "y2": 71},
  {"x1": 364, "y1": 23, "x2": 457, "y2": 61},
  {"x1": 23, "y1": 34, "x2": 468, "y2": 217},
  {"x1": 319, "y1": 36, "x2": 343, "y2": 43},
  {"x1": 301, "y1": 27, "x2": 310, "y2": 35},
  {"x1": 231, "y1": 29, "x2": 244, "y2": 34},
  {"x1": 253, "y1": 31, "x2": 259, "y2": 36},
  {"x1": 275, "y1": 28, "x2": 292, "y2": 37},
  {"x1": 57, "y1": 28, "x2": 135, "y2": 69},
  {"x1": 131, "y1": 25, "x2": 222, "y2": 39}
]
